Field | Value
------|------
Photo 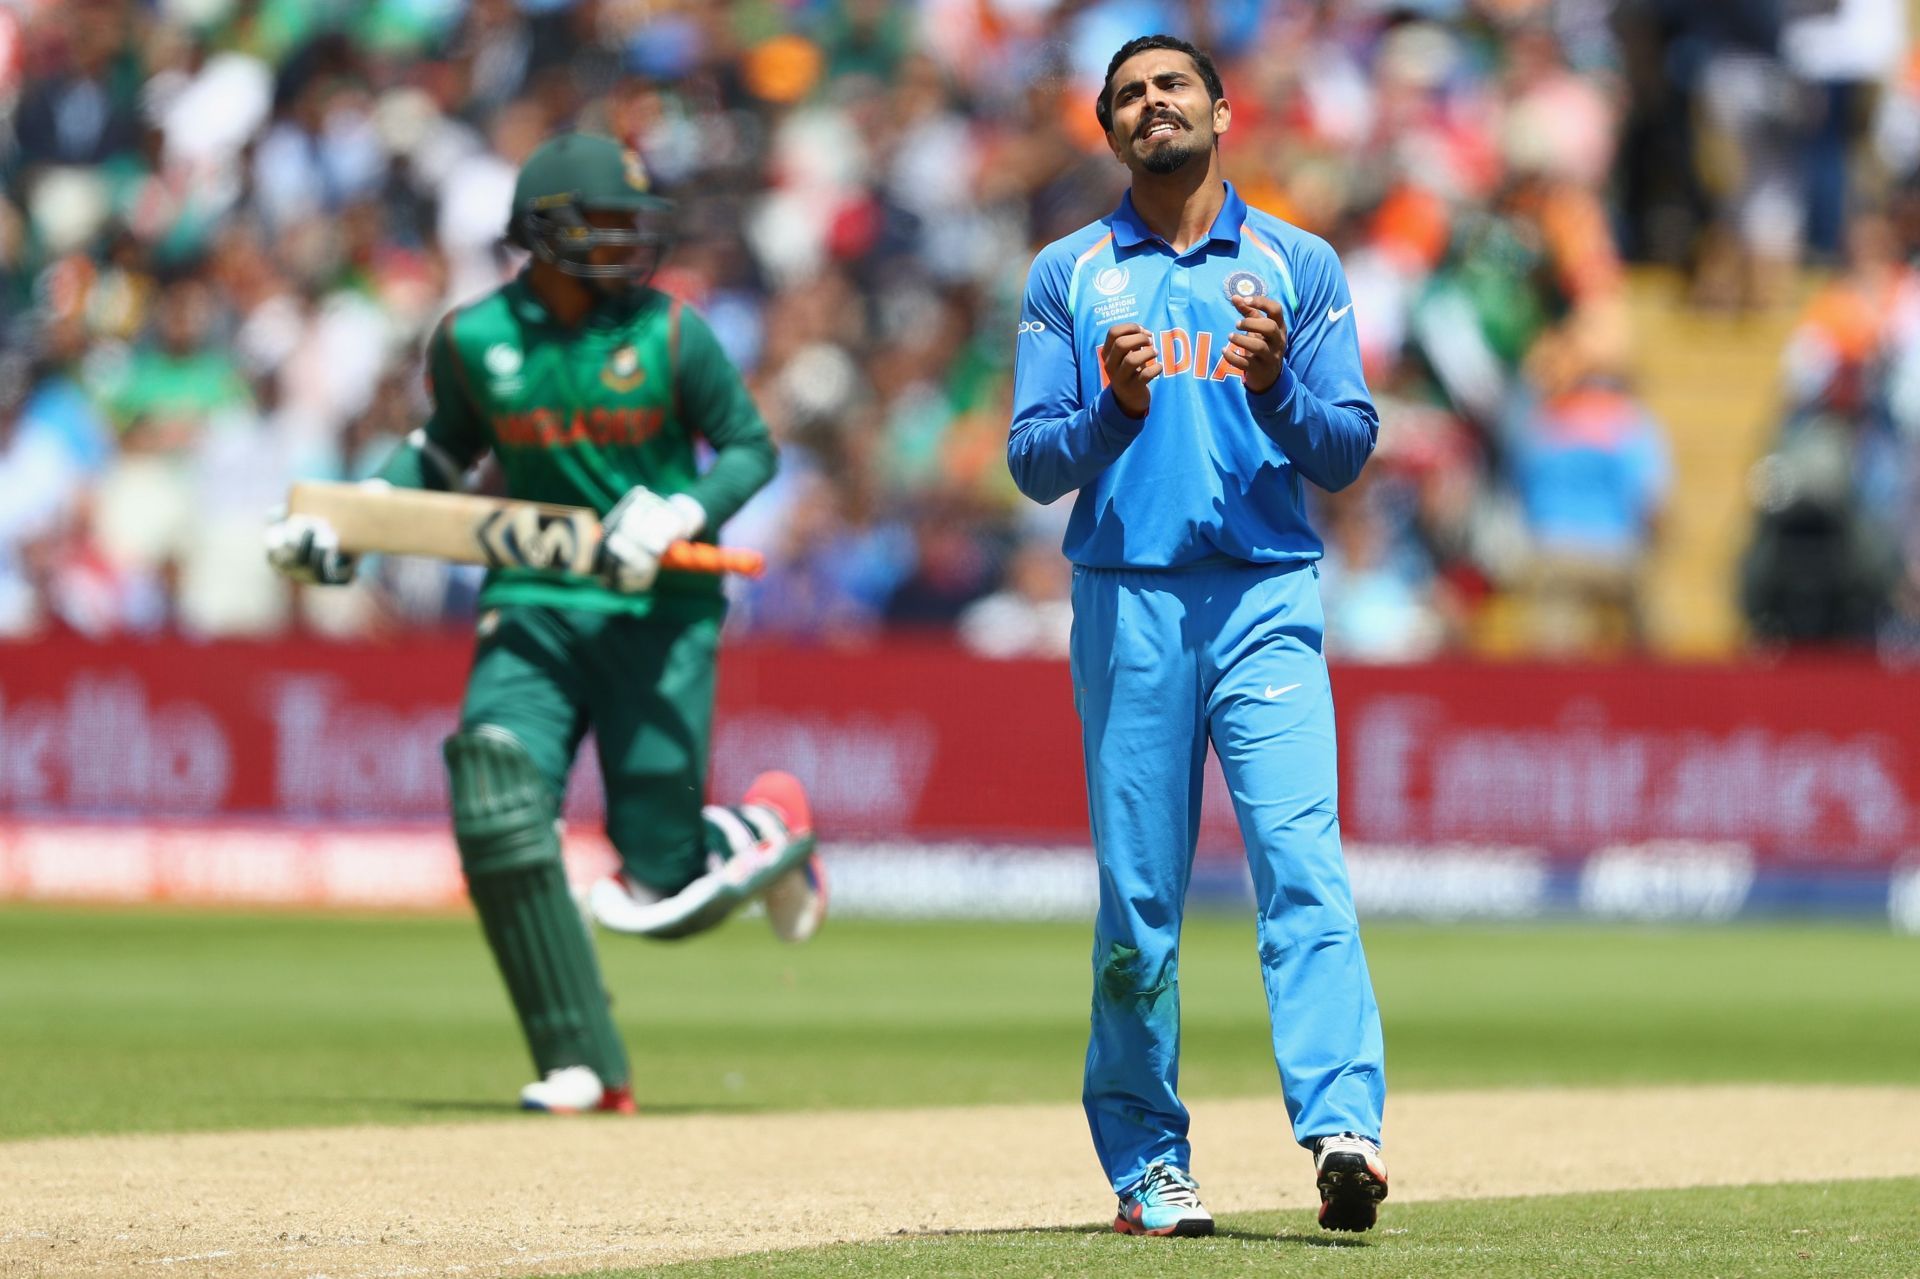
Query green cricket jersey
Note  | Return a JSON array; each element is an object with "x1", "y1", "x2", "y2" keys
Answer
[{"x1": 378, "y1": 275, "x2": 777, "y2": 619}]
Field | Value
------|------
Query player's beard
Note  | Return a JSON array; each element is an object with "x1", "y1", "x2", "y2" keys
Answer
[
  {"x1": 1135, "y1": 114, "x2": 1206, "y2": 175},
  {"x1": 589, "y1": 278, "x2": 648, "y2": 321},
  {"x1": 583, "y1": 244, "x2": 665, "y2": 316}
]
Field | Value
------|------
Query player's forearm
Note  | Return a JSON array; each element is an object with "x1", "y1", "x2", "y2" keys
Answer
[
  {"x1": 686, "y1": 434, "x2": 777, "y2": 530},
  {"x1": 1246, "y1": 370, "x2": 1378, "y2": 493},
  {"x1": 373, "y1": 429, "x2": 470, "y2": 492},
  {"x1": 1007, "y1": 389, "x2": 1145, "y2": 505}
]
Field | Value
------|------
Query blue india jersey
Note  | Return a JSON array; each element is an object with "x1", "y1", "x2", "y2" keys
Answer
[{"x1": 1008, "y1": 182, "x2": 1379, "y2": 568}]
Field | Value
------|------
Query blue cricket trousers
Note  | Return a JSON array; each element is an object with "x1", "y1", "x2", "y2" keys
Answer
[{"x1": 1069, "y1": 557, "x2": 1385, "y2": 1192}]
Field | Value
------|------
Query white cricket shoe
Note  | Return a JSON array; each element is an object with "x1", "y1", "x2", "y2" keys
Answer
[
  {"x1": 518, "y1": 1065, "x2": 636, "y2": 1115},
  {"x1": 761, "y1": 853, "x2": 828, "y2": 944}
]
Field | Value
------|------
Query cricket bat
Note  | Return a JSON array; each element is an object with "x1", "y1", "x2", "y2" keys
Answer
[{"x1": 286, "y1": 482, "x2": 766, "y2": 579}]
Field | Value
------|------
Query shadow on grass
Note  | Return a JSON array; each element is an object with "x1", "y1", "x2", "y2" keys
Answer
[
  {"x1": 913, "y1": 1222, "x2": 1368, "y2": 1248},
  {"x1": 265, "y1": 1098, "x2": 772, "y2": 1118},
  {"x1": 1262, "y1": 1229, "x2": 1370, "y2": 1248},
  {"x1": 400, "y1": 1098, "x2": 774, "y2": 1117}
]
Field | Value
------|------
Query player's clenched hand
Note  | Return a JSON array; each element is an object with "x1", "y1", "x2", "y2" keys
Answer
[
  {"x1": 596, "y1": 485, "x2": 707, "y2": 593},
  {"x1": 1225, "y1": 296, "x2": 1288, "y2": 394},
  {"x1": 264, "y1": 509, "x2": 357, "y2": 586},
  {"x1": 1101, "y1": 323, "x2": 1161, "y2": 419}
]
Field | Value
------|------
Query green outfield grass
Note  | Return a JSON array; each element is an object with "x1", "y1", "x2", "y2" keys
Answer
[
  {"x1": 625, "y1": 1178, "x2": 1920, "y2": 1279},
  {"x1": 2, "y1": 908, "x2": 1918, "y2": 1139}
]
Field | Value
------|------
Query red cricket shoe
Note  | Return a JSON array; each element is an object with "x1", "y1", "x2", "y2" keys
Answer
[{"x1": 743, "y1": 770, "x2": 813, "y2": 837}]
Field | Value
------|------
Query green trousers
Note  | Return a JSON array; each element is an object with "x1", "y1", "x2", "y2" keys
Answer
[{"x1": 461, "y1": 604, "x2": 721, "y2": 895}]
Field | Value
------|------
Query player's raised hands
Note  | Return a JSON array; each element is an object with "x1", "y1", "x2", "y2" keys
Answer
[
  {"x1": 1101, "y1": 323, "x2": 1162, "y2": 419},
  {"x1": 1225, "y1": 296, "x2": 1288, "y2": 394}
]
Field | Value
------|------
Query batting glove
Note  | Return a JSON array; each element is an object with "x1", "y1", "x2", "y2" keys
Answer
[
  {"x1": 265, "y1": 508, "x2": 358, "y2": 586},
  {"x1": 596, "y1": 486, "x2": 706, "y2": 593}
]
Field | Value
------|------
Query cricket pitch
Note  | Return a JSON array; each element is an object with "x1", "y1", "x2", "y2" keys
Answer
[{"x1": 7, "y1": 1084, "x2": 1920, "y2": 1277}]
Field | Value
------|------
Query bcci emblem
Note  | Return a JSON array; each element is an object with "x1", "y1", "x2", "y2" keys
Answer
[
  {"x1": 1223, "y1": 270, "x2": 1265, "y2": 303},
  {"x1": 601, "y1": 344, "x2": 645, "y2": 393}
]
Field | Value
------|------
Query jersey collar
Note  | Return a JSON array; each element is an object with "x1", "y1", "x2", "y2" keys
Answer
[
  {"x1": 1109, "y1": 180, "x2": 1249, "y2": 253},
  {"x1": 507, "y1": 273, "x2": 553, "y2": 325}
]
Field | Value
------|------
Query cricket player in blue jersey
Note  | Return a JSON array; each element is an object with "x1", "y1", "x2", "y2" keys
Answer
[{"x1": 1007, "y1": 35, "x2": 1389, "y2": 1236}]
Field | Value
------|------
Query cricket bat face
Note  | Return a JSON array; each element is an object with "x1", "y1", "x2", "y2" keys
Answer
[
  {"x1": 288, "y1": 483, "x2": 602, "y2": 574},
  {"x1": 285, "y1": 482, "x2": 764, "y2": 579}
]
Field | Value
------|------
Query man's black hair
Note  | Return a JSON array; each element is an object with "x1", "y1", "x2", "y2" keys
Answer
[{"x1": 1095, "y1": 35, "x2": 1225, "y2": 135}]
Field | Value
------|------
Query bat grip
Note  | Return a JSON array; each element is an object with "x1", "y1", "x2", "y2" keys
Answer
[{"x1": 661, "y1": 541, "x2": 766, "y2": 579}]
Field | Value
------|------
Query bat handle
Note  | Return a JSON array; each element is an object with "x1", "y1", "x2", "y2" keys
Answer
[{"x1": 661, "y1": 541, "x2": 767, "y2": 579}]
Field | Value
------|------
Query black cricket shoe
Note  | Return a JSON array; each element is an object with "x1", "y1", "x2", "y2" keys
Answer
[{"x1": 1314, "y1": 1132, "x2": 1388, "y2": 1232}]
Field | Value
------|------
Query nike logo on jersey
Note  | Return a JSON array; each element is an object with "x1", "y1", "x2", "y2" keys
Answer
[
  {"x1": 1264, "y1": 683, "x2": 1302, "y2": 699},
  {"x1": 1326, "y1": 302, "x2": 1354, "y2": 323}
]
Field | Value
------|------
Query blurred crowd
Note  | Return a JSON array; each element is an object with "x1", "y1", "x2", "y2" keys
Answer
[
  {"x1": 0, "y1": 0, "x2": 1912, "y2": 657},
  {"x1": 1742, "y1": 201, "x2": 1920, "y2": 654}
]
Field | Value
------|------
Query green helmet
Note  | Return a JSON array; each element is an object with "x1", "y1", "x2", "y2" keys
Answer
[{"x1": 507, "y1": 133, "x2": 674, "y2": 289}]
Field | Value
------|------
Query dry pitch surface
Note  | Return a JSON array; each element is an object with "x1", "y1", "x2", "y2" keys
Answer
[{"x1": 7, "y1": 1084, "x2": 1920, "y2": 1278}]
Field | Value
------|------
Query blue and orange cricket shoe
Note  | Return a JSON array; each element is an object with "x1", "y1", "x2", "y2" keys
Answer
[{"x1": 1113, "y1": 1162, "x2": 1215, "y2": 1237}]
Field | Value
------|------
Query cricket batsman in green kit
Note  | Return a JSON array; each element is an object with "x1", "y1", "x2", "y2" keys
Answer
[{"x1": 266, "y1": 133, "x2": 825, "y2": 1114}]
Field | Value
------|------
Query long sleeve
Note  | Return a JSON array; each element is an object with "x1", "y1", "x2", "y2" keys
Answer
[
  {"x1": 1244, "y1": 239, "x2": 1378, "y2": 493},
  {"x1": 1006, "y1": 248, "x2": 1146, "y2": 505},
  {"x1": 673, "y1": 301, "x2": 778, "y2": 529},
  {"x1": 375, "y1": 313, "x2": 490, "y2": 491}
]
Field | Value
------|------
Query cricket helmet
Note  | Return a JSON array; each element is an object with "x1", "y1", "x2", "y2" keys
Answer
[{"x1": 507, "y1": 133, "x2": 674, "y2": 288}]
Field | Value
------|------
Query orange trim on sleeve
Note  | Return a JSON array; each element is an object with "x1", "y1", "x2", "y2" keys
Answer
[{"x1": 1075, "y1": 232, "x2": 1115, "y2": 267}]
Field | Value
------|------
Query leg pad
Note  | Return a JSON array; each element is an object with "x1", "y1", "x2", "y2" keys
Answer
[{"x1": 444, "y1": 726, "x2": 629, "y2": 1086}]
